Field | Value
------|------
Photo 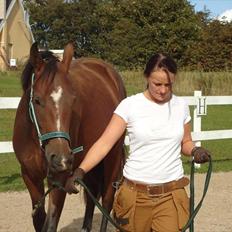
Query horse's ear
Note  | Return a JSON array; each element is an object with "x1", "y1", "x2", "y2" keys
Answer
[
  {"x1": 62, "y1": 42, "x2": 74, "y2": 73},
  {"x1": 29, "y1": 42, "x2": 43, "y2": 71}
]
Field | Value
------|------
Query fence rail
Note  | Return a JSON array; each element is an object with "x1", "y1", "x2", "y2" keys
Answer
[{"x1": 1, "y1": 91, "x2": 232, "y2": 154}]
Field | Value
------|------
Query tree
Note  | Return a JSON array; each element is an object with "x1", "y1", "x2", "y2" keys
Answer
[
  {"x1": 23, "y1": 0, "x2": 100, "y2": 56},
  {"x1": 89, "y1": 0, "x2": 201, "y2": 68},
  {"x1": 184, "y1": 10, "x2": 232, "y2": 71},
  {"x1": 24, "y1": 0, "x2": 232, "y2": 70}
]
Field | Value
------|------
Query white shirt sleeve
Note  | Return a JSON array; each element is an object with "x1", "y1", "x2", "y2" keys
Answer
[
  {"x1": 114, "y1": 97, "x2": 130, "y2": 123},
  {"x1": 183, "y1": 99, "x2": 191, "y2": 124}
]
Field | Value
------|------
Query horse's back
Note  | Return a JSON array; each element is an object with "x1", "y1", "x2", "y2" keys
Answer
[{"x1": 70, "y1": 58, "x2": 126, "y2": 104}]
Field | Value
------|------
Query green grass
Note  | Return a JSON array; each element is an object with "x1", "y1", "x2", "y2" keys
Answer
[
  {"x1": 0, "y1": 153, "x2": 25, "y2": 191},
  {"x1": 120, "y1": 70, "x2": 146, "y2": 96},
  {"x1": 201, "y1": 105, "x2": 232, "y2": 130},
  {"x1": 0, "y1": 110, "x2": 16, "y2": 141},
  {"x1": 183, "y1": 106, "x2": 232, "y2": 173},
  {"x1": 1, "y1": 70, "x2": 232, "y2": 191},
  {"x1": 121, "y1": 70, "x2": 232, "y2": 96},
  {"x1": 183, "y1": 139, "x2": 232, "y2": 174},
  {"x1": 0, "y1": 71, "x2": 22, "y2": 97}
]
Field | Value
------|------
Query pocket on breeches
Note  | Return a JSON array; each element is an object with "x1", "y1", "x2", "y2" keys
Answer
[
  {"x1": 113, "y1": 183, "x2": 137, "y2": 232},
  {"x1": 172, "y1": 188, "x2": 190, "y2": 230}
]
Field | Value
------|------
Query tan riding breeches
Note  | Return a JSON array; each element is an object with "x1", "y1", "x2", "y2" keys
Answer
[{"x1": 113, "y1": 181, "x2": 189, "y2": 232}]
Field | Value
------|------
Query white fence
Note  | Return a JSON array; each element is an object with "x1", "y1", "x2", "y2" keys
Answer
[{"x1": 1, "y1": 91, "x2": 232, "y2": 154}]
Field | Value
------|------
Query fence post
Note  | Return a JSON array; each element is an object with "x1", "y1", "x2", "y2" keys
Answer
[{"x1": 193, "y1": 91, "x2": 202, "y2": 168}]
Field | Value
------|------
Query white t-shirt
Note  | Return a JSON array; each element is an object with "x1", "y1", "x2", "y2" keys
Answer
[{"x1": 114, "y1": 93, "x2": 191, "y2": 184}]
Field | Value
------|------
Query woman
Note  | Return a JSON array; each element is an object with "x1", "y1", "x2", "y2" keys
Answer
[{"x1": 65, "y1": 53, "x2": 210, "y2": 232}]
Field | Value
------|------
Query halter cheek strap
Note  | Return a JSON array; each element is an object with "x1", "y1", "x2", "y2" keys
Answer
[{"x1": 29, "y1": 73, "x2": 83, "y2": 154}]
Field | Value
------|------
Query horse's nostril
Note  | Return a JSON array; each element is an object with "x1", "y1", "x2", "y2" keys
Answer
[
  {"x1": 49, "y1": 153, "x2": 73, "y2": 171},
  {"x1": 50, "y1": 153, "x2": 57, "y2": 162},
  {"x1": 47, "y1": 151, "x2": 74, "y2": 172},
  {"x1": 50, "y1": 153, "x2": 62, "y2": 167}
]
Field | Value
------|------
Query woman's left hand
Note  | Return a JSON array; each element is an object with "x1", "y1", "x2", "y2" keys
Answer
[{"x1": 191, "y1": 147, "x2": 211, "y2": 163}]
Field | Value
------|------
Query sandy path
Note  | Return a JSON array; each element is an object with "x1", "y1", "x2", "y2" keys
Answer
[{"x1": 0, "y1": 172, "x2": 231, "y2": 232}]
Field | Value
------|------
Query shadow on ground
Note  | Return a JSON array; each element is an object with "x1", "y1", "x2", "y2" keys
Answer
[{"x1": 59, "y1": 213, "x2": 115, "y2": 232}]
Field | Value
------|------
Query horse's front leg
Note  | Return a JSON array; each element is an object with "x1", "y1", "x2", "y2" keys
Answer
[
  {"x1": 99, "y1": 200, "x2": 111, "y2": 232},
  {"x1": 42, "y1": 186, "x2": 67, "y2": 232},
  {"x1": 82, "y1": 172, "x2": 101, "y2": 232},
  {"x1": 82, "y1": 193, "x2": 96, "y2": 232},
  {"x1": 21, "y1": 169, "x2": 46, "y2": 232}
]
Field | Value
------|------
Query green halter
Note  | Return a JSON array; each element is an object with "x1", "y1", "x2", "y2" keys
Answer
[{"x1": 29, "y1": 73, "x2": 83, "y2": 154}]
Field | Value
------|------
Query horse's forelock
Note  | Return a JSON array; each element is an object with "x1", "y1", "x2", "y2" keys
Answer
[
  {"x1": 21, "y1": 51, "x2": 59, "y2": 92},
  {"x1": 41, "y1": 51, "x2": 59, "y2": 82},
  {"x1": 42, "y1": 55, "x2": 59, "y2": 80}
]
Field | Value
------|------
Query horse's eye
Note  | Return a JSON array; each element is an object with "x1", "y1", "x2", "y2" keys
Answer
[{"x1": 34, "y1": 97, "x2": 41, "y2": 105}]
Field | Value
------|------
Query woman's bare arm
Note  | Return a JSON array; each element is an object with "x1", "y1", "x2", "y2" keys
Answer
[
  {"x1": 181, "y1": 122, "x2": 195, "y2": 156},
  {"x1": 79, "y1": 114, "x2": 127, "y2": 173}
]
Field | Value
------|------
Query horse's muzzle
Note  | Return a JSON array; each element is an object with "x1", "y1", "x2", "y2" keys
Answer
[{"x1": 47, "y1": 152, "x2": 73, "y2": 173}]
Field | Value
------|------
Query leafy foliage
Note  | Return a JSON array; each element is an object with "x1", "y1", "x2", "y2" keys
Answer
[
  {"x1": 195, "y1": 20, "x2": 232, "y2": 71},
  {"x1": 23, "y1": 0, "x2": 232, "y2": 71}
]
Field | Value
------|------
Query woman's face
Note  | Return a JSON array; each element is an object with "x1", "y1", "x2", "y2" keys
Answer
[{"x1": 146, "y1": 69, "x2": 175, "y2": 104}]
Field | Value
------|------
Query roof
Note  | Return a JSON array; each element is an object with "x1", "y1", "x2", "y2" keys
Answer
[
  {"x1": 0, "y1": 0, "x2": 17, "y2": 32},
  {"x1": 0, "y1": 0, "x2": 34, "y2": 41},
  {"x1": 6, "y1": 0, "x2": 13, "y2": 11}
]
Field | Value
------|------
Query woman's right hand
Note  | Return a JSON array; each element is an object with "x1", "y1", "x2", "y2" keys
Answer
[{"x1": 65, "y1": 168, "x2": 85, "y2": 194}]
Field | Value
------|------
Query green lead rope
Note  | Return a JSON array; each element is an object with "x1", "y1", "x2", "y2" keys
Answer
[
  {"x1": 75, "y1": 157, "x2": 212, "y2": 232},
  {"x1": 74, "y1": 178, "x2": 127, "y2": 232},
  {"x1": 189, "y1": 160, "x2": 195, "y2": 232},
  {"x1": 73, "y1": 158, "x2": 212, "y2": 232},
  {"x1": 36, "y1": 157, "x2": 212, "y2": 232},
  {"x1": 181, "y1": 156, "x2": 212, "y2": 232},
  {"x1": 37, "y1": 179, "x2": 127, "y2": 231}
]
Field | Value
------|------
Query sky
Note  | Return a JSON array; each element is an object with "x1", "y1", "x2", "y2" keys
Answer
[{"x1": 189, "y1": 0, "x2": 232, "y2": 19}]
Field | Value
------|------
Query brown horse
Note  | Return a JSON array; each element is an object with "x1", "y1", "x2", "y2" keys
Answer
[{"x1": 13, "y1": 42, "x2": 126, "y2": 232}]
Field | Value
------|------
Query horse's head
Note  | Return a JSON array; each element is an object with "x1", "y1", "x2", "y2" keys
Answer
[{"x1": 26, "y1": 42, "x2": 76, "y2": 174}]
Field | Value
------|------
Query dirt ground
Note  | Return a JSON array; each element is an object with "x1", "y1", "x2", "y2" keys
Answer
[{"x1": 0, "y1": 172, "x2": 231, "y2": 232}]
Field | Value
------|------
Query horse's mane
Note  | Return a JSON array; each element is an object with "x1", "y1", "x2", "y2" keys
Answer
[{"x1": 21, "y1": 51, "x2": 59, "y2": 92}]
